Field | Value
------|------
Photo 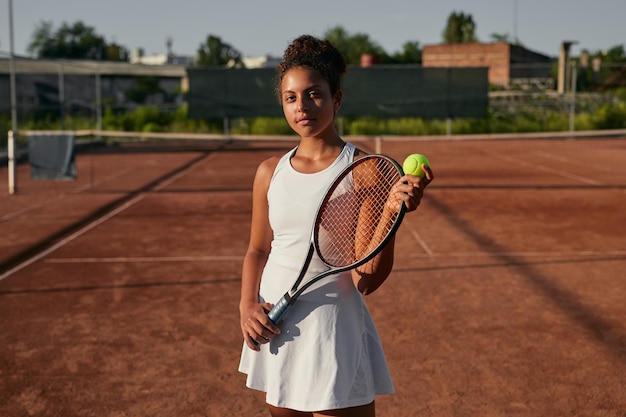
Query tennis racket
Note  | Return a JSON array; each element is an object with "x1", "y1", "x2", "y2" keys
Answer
[{"x1": 267, "y1": 154, "x2": 406, "y2": 325}]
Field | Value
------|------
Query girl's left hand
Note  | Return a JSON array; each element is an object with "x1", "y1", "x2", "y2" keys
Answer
[{"x1": 396, "y1": 164, "x2": 434, "y2": 212}]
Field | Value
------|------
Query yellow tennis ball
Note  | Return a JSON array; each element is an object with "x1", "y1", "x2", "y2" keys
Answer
[{"x1": 403, "y1": 154, "x2": 430, "y2": 177}]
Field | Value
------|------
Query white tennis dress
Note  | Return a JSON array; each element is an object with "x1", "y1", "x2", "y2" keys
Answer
[{"x1": 238, "y1": 142, "x2": 395, "y2": 412}]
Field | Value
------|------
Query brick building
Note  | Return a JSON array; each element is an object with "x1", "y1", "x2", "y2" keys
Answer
[{"x1": 422, "y1": 42, "x2": 554, "y2": 89}]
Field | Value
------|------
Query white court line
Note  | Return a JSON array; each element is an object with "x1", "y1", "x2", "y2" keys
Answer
[
  {"x1": 72, "y1": 167, "x2": 133, "y2": 193},
  {"x1": 409, "y1": 229, "x2": 433, "y2": 255},
  {"x1": 0, "y1": 194, "x2": 144, "y2": 282},
  {"x1": 488, "y1": 152, "x2": 603, "y2": 185},
  {"x1": 41, "y1": 252, "x2": 626, "y2": 263},
  {"x1": 533, "y1": 151, "x2": 580, "y2": 164},
  {"x1": 1, "y1": 197, "x2": 64, "y2": 222},
  {"x1": 404, "y1": 251, "x2": 626, "y2": 257},
  {"x1": 45, "y1": 255, "x2": 243, "y2": 263},
  {"x1": 534, "y1": 150, "x2": 621, "y2": 174},
  {"x1": 1, "y1": 168, "x2": 134, "y2": 222},
  {"x1": 1, "y1": 153, "x2": 219, "y2": 281},
  {"x1": 152, "y1": 153, "x2": 216, "y2": 191}
]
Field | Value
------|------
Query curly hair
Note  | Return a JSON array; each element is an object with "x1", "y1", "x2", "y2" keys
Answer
[{"x1": 276, "y1": 35, "x2": 347, "y2": 100}]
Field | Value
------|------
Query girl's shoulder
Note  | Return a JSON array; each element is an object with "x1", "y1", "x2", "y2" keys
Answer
[
  {"x1": 253, "y1": 155, "x2": 282, "y2": 192},
  {"x1": 256, "y1": 146, "x2": 297, "y2": 181},
  {"x1": 258, "y1": 155, "x2": 281, "y2": 174},
  {"x1": 257, "y1": 155, "x2": 280, "y2": 176}
]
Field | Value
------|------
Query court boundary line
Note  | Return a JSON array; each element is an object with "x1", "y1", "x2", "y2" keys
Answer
[
  {"x1": 409, "y1": 229, "x2": 433, "y2": 255},
  {"x1": 152, "y1": 153, "x2": 217, "y2": 191},
  {"x1": 72, "y1": 167, "x2": 134, "y2": 193},
  {"x1": 0, "y1": 169, "x2": 134, "y2": 222},
  {"x1": 0, "y1": 195, "x2": 144, "y2": 282},
  {"x1": 44, "y1": 255, "x2": 243, "y2": 263},
  {"x1": 0, "y1": 151, "x2": 213, "y2": 280},
  {"x1": 486, "y1": 151, "x2": 603, "y2": 185},
  {"x1": 1, "y1": 196, "x2": 65, "y2": 222},
  {"x1": 40, "y1": 251, "x2": 626, "y2": 264}
]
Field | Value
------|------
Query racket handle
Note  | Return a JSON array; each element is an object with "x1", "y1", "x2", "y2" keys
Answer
[{"x1": 268, "y1": 295, "x2": 291, "y2": 324}]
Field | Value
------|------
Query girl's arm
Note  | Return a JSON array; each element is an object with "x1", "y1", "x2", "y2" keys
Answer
[
  {"x1": 239, "y1": 158, "x2": 281, "y2": 351},
  {"x1": 351, "y1": 165, "x2": 434, "y2": 295}
]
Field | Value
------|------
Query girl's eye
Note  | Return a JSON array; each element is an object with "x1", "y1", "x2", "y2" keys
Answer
[{"x1": 309, "y1": 91, "x2": 320, "y2": 98}]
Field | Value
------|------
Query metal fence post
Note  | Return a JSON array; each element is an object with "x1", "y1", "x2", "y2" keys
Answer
[
  {"x1": 569, "y1": 62, "x2": 577, "y2": 132},
  {"x1": 8, "y1": 130, "x2": 17, "y2": 194}
]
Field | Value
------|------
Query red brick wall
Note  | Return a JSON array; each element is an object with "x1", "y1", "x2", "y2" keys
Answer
[{"x1": 423, "y1": 43, "x2": 511, "y2": 87}]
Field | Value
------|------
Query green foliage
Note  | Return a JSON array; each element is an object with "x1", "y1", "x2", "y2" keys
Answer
[
  {"x1": 126, "y1": 77, "x2": 165, "y2": 104},
  {"x1": 102, "y1": 108, "x2": 121, "y2": 130},
  {"x1": 27, "y1": 20, "x2": 127, "y2": 60},
  {"x1": 600, "y1": 45, "x2": 626, "y2": 62},
  {"x1": 346, "y1": 117, "x2": 387, "y2": 135},
  {"x1": 614, "y1": 87, "x2": 626, "y2": 101},
  {"x1": 587, "y1": 102, "x2": 626, "y2": 129},
  {"x1": 7, "y1": 95, "x2": 626, "y2": 137},
  {"x1": 450, "y1": 117, "x2": 490, "y2": 134},
  {"x1": 389, "y1": 42, "x2": 422, "y2": 64},
  {"x1": 103, "y1": 43, "x2": 129, "y2": 62},
  {"x1": 324, "y1": 26, "x2": 388, "y2": 65},
  {"x1": 250, "y1": 118, "x2": 292, "y2": 135},
  {"x1": 577, "y1": 44, "x2": 626, "y2": 91},
  {"x1": 345, "y1": 117, "x2": 447, "y2": 136},
  {"x1": 127, "y1": 106, "x2": 171, "y2": 131},
  {"x1": 443, "y1": 12, "x2": 478, "y2": 44},
  {"x1": 0, "y1": 114, "x2": 10, "y2": 145},
  {"x1": 490, "y1": 33, "x2": 511, "y2": 43},
  {"x1": 196, "y1": 35, "x2": 243, "y2": 67},
  {"x1": 101, "y1": 106, "x2": 173, "y2": 132}
]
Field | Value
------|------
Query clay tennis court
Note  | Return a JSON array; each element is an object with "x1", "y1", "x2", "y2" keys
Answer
[{"x1": 1, "y1": 135, "x2": 625, "y2": 416}]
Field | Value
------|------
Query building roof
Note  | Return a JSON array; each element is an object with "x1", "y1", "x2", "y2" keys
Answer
[{"x1": 0, "y1": 58, "x2": 186, "y2": 77}]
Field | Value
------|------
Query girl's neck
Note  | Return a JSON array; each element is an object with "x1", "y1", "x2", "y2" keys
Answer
[
  {"x1": 290, "y1": 134, "x2": 345, "y2": 174},
  {"x1": 296, "y1": 134, "x2": 344, "y2": 159}
]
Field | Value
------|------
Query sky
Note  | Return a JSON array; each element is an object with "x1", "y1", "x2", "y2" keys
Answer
[{"x1": 1, "y1": 0, "x2": 624, "y2": 60}]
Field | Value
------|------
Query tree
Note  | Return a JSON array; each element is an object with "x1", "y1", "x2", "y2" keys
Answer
[
  {"x1": 28, "y1": 21, "x2": 55, "y2": 57},
  {"x1": 27, "y1": 20, "x2": 126, "y2": 60},
  {"x1": 196, "y1": 35, "x2": 243, "y2": 67},
  {"x1": 443, "y1": 12, "x2": 478, "y2": 44},
  {"x1": 324, "y1": 26, "x2": 388, "y2": 65},
  {"x1": 126, "y1": 77, "x2": 164, "y2": 104},
  {"x1": 584, "y1": 44, "x2": 626, "y2": 91},
  {"x1": 390, "y1": 41, "x2": 422, "y2": 64},
  {"x1": 104, "y1": 43, "x2": 129, "y2": 61},
  {"x1": 490, "y1": 32, "x2": 524, "y2": 46},
  {"x1": 490, "y1": 33, "x2": 511, "y2": 43}
]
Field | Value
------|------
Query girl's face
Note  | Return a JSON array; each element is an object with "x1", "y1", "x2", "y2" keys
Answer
[{"x1": 280, "y1": 66, "x2": 342, "y2": 139}]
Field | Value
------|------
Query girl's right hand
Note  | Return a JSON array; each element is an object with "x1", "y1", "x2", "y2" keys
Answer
[{"x1": 240, "y1": 302, "x2": 281, "y2": 351}]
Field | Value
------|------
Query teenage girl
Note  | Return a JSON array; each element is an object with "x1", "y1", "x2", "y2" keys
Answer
[{"x1": 239, "y1": 34, "x2": 433, "y2": 417}]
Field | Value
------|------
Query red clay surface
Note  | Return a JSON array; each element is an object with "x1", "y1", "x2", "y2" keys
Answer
[{"x1": 1, "y1": 137, "x2": 625, "y2": 417}]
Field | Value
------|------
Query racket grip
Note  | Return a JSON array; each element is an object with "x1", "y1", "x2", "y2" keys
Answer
[{"x1": 267, "y1": 295, "x2": 291, "y2": 324}]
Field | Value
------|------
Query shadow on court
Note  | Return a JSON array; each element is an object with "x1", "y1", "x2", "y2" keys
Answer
[{"x1": 1, "y1": 137, "x2": 625, "y2": 416}]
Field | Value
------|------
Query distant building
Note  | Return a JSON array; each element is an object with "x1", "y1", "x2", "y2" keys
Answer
[
  {"x1": 422, "y1": 42, "x2": 554, "y2": 90},
  {"x1": 241, "y1": 55, "x2": 281, "y2": 69},
  {"x1": 130, "y1": 48, "x2": 195, "y2": 67},
  {"x1": 0, "y1": 58, "x2": 187, "y2": 115}
]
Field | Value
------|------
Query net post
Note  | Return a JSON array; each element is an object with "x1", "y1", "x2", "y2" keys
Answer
[{"x1": 7, "y1": 130, "x2": 17, "y2": 194}]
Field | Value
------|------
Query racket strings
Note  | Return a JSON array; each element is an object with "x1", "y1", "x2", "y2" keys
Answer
[{"x1": 317, "y1": 158, "x2": 402, "y2": 267}]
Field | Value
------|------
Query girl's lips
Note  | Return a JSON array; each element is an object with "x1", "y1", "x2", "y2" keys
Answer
[{"x1": 297, "y1": 118, "x2": 314, "y2": 125}]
